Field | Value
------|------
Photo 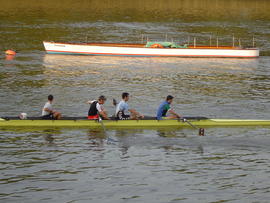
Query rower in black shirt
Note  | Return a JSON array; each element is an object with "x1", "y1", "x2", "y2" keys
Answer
[{"x1": 87, "y1": 95, "x2": 110, "y2": 120}]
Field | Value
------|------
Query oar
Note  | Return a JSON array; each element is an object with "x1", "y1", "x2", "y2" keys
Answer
[
  {"x1": 98, "y1": 114, "x2": 117, "y2": 143},
  {"x1": 113, "y1": 98, "x2": 117, "y2": 107},
  {"x1": 181, "y1": 118, "x2": 205, "y2": 136},
  {"x1": 98, "y1": 116, "x2": 106, "y2": 132}
]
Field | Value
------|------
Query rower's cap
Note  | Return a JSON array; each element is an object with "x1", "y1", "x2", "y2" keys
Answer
[
  {"x1": 99, "y1": 95, "x2": 107, "y2": 101},
  {"x1": 166, "y1": 95, "x2": 174, "y2": 100}
]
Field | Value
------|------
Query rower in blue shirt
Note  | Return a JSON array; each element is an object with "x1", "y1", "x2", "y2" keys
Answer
[{"x1": 156, "y1": 95, "x2": 181, "y2": 120}]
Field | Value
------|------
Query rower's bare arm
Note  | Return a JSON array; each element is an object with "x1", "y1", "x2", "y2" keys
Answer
[
  {"x1": 169, "y1": 109, "x2": 181, "y2": 118},
  {"x1": 44, "y1": 108, "x2": 54, "y2": 114},
  {"x1": 100, "y1": 111, "x2": 110, "y2": 120},
  {"x1": 86, "y1": 100, "x2": 93, "y2": 104},
  {"x1": 129, "y1": 109, "x2": 144, "y2": 118}
]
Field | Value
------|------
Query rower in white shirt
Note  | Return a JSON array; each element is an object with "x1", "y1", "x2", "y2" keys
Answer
[
  {"x1": 115, "y1": 92, "x2": 144, "y2": 120},
  {"x1": 42, "y1": 95, "x2": 61, "y2": 120}
]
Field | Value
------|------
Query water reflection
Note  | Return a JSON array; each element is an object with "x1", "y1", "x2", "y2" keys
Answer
[
  {"x1": 114, "y1": 130, "x2": 136, "y2": 156},
  {"x1": 5, "y1": 54, "x2": 15, "y2": 61},
  {"x1": 42, "y1": 128, "x2": 63, "y2": 145},
  {"x1": 43, "y1": 54, "x2": 259, "y2": 70},
  {"x1": 87, "y1": 129, "x2": 106, "y2": 146},
  {"x1": 42, "y1": 54, "x2": 259, "y2": 96},
  {"x1": 157, "y1": 130, "x2": 178, "y2": 137},
  {"x1": 43, "y1": 134, "x2": 54, "y2": 144}
]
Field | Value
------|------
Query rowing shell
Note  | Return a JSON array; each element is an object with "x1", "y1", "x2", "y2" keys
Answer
[{"x1": 1, "y1": 117, "x2": 270, "y2": 128}]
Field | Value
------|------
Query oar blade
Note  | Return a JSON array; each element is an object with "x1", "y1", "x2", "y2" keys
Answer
[
  {"x1": 113, "y1": 99, "x2": 117, "y2": 106},
  {"x1": 199, "y1": 128, "x2": 205, "y2": 136}
]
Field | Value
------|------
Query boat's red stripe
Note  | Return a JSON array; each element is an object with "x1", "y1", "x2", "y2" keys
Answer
[{"x1": 46, "y1": 49, "x2": 258, "y2": 58}]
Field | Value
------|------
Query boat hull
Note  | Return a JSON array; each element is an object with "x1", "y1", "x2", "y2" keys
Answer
[
  {"x1": 43, "y1": 42, "x2": 259, "y2": 58},
  {"x1": 1, "y1": 118, "x2": 270, "y2": 128}
]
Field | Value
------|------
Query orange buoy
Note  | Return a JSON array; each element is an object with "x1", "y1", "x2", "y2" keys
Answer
[{"x1": 5, "y1": 50, "x2": 16, "y2": 55}]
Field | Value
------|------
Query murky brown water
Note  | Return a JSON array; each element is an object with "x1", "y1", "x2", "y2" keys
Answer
[{"x1": 1, "y1": 1, "x2": 270, "y2": 202}]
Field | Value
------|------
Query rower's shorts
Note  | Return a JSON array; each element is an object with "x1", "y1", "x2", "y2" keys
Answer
[
  {"x1": 42, "y1": 113, "x2": 53, "y2": 120},
  {"x1": 88, "y1": 115, "x2": 99, "y2": 120},
  {"x1": 116, "y1": 111, "x2": 130, "y2": 120}
]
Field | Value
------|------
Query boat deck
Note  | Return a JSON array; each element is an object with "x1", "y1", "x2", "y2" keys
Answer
[{"x1": 50, "y1": 41, "x2": 246, "y2": 50}]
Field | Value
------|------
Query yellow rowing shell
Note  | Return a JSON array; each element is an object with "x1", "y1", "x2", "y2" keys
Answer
[{"x1": 1, "y1": 118, "x2": 270, "y2": 128}]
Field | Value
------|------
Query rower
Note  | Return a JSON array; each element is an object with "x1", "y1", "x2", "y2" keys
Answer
[
  {"x1": 87, "y1": 95, "x2": 110, "y2": 120},
  {"x1": 156, "y1": 95, "x2": 181, "y2": 120},
  {"x1": 42, "y1": 95, "x2": 61, "y2": 120},
  {"x1": 115, "y1": 92, "x2": 144, "y2": 120}
]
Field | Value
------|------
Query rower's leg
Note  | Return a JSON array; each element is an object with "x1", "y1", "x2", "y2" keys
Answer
[
  {"x1": 53, "y1": 112, "x2": 61, "y2": 120},
  {"x1": 166, "y1": 115, "x2": 178, "y2": 119},
  {"x1": 130, "y1": 112, "x2": 139, "y2": 120}
]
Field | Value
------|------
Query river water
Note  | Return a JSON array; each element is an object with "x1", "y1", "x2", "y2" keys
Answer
[{"x1": 1, "y1": 0, "x2": 270, "y2": 202}]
